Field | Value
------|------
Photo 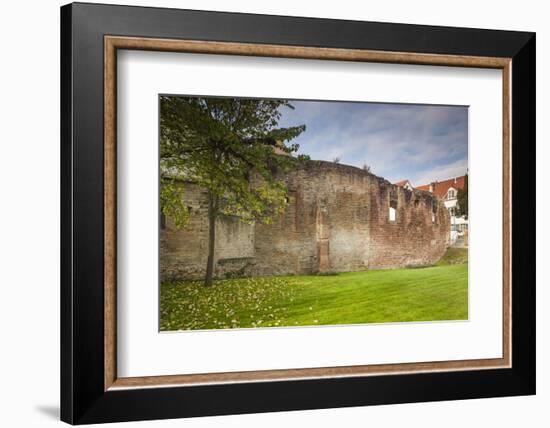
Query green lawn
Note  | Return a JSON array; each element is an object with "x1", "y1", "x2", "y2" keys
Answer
[
  {"x1": 436, "y1": 247, "x2": 469, "y2": 266},
  {"x1": 160, "y1": 263, "x2": 468, "y2": 331}
]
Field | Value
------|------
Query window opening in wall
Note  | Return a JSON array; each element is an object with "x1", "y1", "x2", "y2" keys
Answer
[
  {"x1": 389, "y1": 199, "x2": 397, "y2": 222},
  {"x1": 432, "y1": 200, "x2": 438, "y2": 223}
]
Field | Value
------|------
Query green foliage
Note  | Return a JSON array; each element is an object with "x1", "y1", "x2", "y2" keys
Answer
[
  {"x1": 457, "y1": 173, "x2": 468, "y2": 218},
  {"x1": 160, "y1": 178, "x2": 189, "y2": 229},
  {"x1": 159, "y1": 96, "x2": 307, "y2": 226},
  {"x1": 160, "y1": 264, "x2": 468, "y2": 331}
]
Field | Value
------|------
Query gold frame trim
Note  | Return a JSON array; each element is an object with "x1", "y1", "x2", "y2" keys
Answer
[{"x1": 104, "y1": 36, "x2": 512, "y2": 391}]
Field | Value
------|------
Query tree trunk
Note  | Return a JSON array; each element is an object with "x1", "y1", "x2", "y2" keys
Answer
[{"x1": 204, "y1": 193, "x2": 217, "y2": 287}]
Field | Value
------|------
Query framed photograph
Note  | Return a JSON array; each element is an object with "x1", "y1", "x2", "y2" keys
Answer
[{"x1": 60, "y1": 2, "x2": 535, "y2": 424}]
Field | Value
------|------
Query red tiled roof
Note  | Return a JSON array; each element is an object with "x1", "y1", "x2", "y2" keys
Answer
[
  {"x1": 415, "y1": 184, "x2": 431, "y2": 192},
  {"x1": 394, "y1": 180, "x2": 410, "y2": 187},
  {"x1": 415, "y1": 176, "x2": 466, "y2": 198}
]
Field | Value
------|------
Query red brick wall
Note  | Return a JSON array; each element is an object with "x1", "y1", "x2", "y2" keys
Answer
[{"x1": 160, "y1": 160, "x2": 450, "y2": 280}]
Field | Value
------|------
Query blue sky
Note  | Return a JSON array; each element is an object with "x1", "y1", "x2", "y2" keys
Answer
[{"x1": 278, "y1": 100, "x2": 468, "y2": 186}]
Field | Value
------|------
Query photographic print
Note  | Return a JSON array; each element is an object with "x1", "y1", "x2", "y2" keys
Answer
[{"x1": 159, "y1": 96, "x2": 469, "y2": 331}]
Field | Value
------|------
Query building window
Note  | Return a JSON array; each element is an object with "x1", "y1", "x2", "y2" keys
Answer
[{"x1": 448, "y1": 189, "x2": 456, "y2": 199}]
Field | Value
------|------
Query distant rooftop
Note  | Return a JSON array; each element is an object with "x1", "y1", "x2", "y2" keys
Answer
[{"x1": 416, "y1": 176, "x2": 466, "y2": 198}]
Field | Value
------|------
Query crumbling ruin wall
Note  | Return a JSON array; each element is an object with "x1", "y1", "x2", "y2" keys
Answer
[
  {"x1": 366, "y1": 178, "x2": 450, "y2": 269},
  {"x1": 160, "y1": 185, "x2": 255, "y2": 280},
  {"x1": 160, "y1": 160, "x2": 450, "y2": 281}
]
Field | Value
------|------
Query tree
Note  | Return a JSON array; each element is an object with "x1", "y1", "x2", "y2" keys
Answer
[
  {"x1": 160, "y1": 96, "x2": 306, "y2": 286},
  {"x1": 160, "y1": 178, "x2": 189, "y2": 229},
  {"x1": 362, "y1": 162, "x2": 371, "y2": 173},
  {"x1": 457, "y1": 173, "x2": 468, "y2": 218}
]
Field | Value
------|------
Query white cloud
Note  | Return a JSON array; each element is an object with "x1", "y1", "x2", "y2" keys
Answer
[{"x1": 280, "y1": 100, "x2": 468, "y2": 185}]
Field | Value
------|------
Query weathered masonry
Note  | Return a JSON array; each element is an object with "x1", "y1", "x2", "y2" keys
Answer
[{"x1": 160, "y1": 160, "x2": 450, "y2": 280}]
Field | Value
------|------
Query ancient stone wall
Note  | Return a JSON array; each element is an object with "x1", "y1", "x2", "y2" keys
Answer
[{"x1": 160, "y1": 160, "x2": 450, "y2": 281}]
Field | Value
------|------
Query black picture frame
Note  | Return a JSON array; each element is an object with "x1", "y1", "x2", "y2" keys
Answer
[{"x1": 61, "y1": 2, "x2": 535, "y2": 424}]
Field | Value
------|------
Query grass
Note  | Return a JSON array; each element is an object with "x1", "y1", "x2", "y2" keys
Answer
[
  {"x1": 436, "y1": 247, "x2": 469, "y2": 266},
  {"x1": 160, "y1": 261, "x2": 468, "y2": 331}
]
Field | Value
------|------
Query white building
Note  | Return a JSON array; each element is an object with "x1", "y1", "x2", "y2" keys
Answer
[
  {"x1": 393, "y1": 179, "x2": 414, "y2": 191},
  {"x1": 416, "y1": 176, "x2": 468, "y2": 244}
]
